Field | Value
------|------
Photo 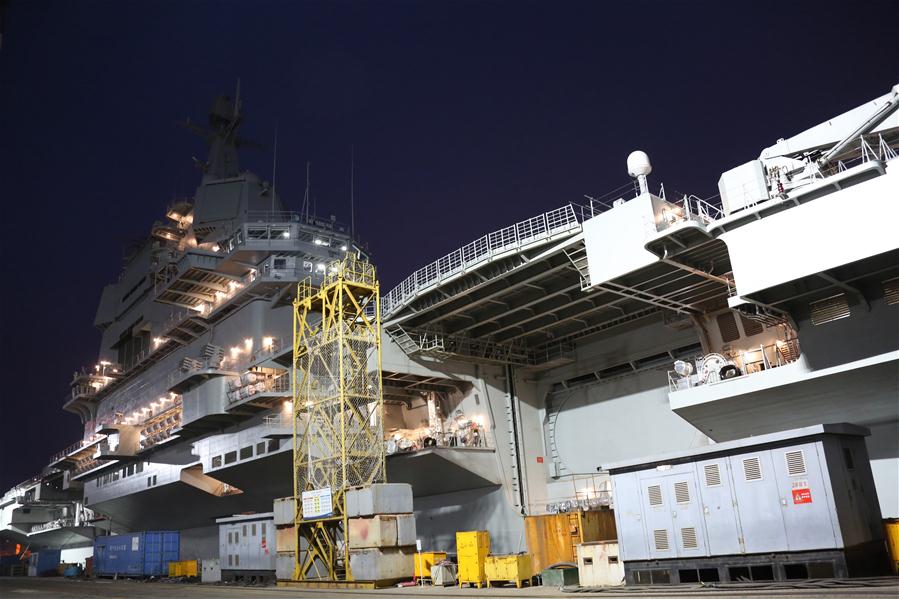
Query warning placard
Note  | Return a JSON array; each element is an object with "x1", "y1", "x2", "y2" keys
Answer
[
  {"x1": 302, "y1": 487, "x2": 333, "y2": 519},
  {"x1": 792, "y1": 487, "x2": 812, "y2": 504}
]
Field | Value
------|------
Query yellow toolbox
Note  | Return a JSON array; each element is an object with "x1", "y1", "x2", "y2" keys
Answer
[
  {"x1": 485, "y1": 553, "x2": 533, "y2": 588},
  {"x1": 168, "y1": 559, "x2": 199, "y2": 578},
  {"x1": 456, "y1": 530, "x2": 490, "y2": 588},
  {"x1": 886, "y1": 519, "x2": 899, "y2": 574},
  {"x1": 413, "y1": 551, "x2": 448, "y2": 578}
]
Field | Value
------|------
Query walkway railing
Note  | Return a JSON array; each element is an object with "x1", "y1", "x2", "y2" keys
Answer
[
  {"x1": 668, "y1": 337, "x2": 801, "y2": 392},
  {"x1": 381, "y1": 204, "x2": 583, "y2": 318}
]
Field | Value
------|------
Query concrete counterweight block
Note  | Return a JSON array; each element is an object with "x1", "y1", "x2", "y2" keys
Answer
[
  {"x1": 348, "y1": 547, "x2": 414, "y2": 581},
  {"x1": 346, "y1": 483, "x2": 413, "y2": 517},
  {"x1": 396, "y1": 514, "x2": 417, "y2": 546},
  {"x1": 348, "y1": 515, "x2": 399, "y2": 549}
]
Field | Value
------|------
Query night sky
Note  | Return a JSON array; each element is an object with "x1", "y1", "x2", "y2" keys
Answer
[{"x1": 0, "y1": 1, "x2": 896, "y2": 490}]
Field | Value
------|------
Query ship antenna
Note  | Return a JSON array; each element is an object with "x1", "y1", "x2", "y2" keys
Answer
[
  {"x1": 302, "y1": 161, "x2": 311, "y2": 222},
  {"x1": 350, "y1": 144, "x2": 355, "y2": 243},
  {"x1": 271, "y1": 122, "x2": 278, "y2": 216}
]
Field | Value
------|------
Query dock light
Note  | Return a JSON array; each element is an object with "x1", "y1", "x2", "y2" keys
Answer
[
  {"x1": 230, "y1": 346, "x2": 241, "y2": 359},
  {"x1": 100, "y1": 361, "x2": 111, "y2": 366},
  {"x1": 341, "y1": 245, "x2": 348, "y2": 251},
  {"x1": 212, "y1": 244, "x2": 220, "y2": 252},
  {"x1": 282, "y1": 231, "x2": 290, "y2": 239},
  {"x1": 262, "y1": 337, "x2": 274, "y2": 349},
  {"x1": 314, "y1": 238, "x2": 325, "y2": 245},
  {"x1": 244, "y1": 338, "x2": 253, "y2": 352},
  {"x1": 283, "y1": 400, "x2": 293, "y2": 414}
]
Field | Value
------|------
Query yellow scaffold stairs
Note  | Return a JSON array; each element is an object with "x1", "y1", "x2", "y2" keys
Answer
[{"x1": 292, "y1": 256, "x2": 386, "y2": 583}]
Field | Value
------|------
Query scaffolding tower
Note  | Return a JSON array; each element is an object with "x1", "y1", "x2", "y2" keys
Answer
[{"x1": 292, "y1": 256, "x2": 385, "y2": 582}]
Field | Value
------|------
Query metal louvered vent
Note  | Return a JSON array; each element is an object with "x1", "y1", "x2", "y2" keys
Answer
[
  {"x1": 883, "y1": 277, "x2": 899, "y2": 306},
  {"x1": 785, "y1": 450, "x2": 806, "y2": 476},
  {"x1": 653, "y1": 529, "x2": 670, "y2": 551},
  {"x1": 704, "y1": 463, "x2": 722, "y2": 487},
  {"x1": 743, "y1": 457, "x2": 762, "y2": 481},
  {"x1": 681, "y1": 527, "x2": 698, "y2": 549},
  {"x1": 717, "y1": 312, "x2": 740, "y2": 342},
  {"x1": 810, "y1": 293, "x2": 851, "y2": 325},
  {"x1": 647, "y1": 484, "x2": 663, "y2": 506},
  {"x1": 674, "y1": 481, "x2": 691, "y2": 504},
  {"x1": 740, "y1": 315, "x2": 764, "y2": 337}
]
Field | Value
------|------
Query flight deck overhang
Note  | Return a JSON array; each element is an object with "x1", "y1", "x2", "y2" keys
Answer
[
  {"x1": 670, "y1": 351, "x2": 899, "y2": 442},
  {"x1": 718, "y1": 161, "x2": 899, "y2": 311},
  {"x1": 386, "y1": 447, "x2": 501, "y2": 497}
]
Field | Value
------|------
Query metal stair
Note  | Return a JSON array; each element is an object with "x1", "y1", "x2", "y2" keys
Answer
[{"x1": 563, "y1": 242, "x2": 591, "y2": 290}]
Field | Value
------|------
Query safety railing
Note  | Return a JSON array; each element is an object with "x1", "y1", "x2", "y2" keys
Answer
[
  {"x1": 264, "y1": 413, "x2": 292, "y2": 429},
  {"x1": 652, "y1": 194, "x2": 724, "y2": 233},
  {"x1": 31, "y1": 518, "x2": 76, "y2": 533},
  {"x1": 668, "y1": 337, "x2": 801, "y2": 392},
  {"x1": 381, "y1": 204, "x2": 583, "y2": 318}
]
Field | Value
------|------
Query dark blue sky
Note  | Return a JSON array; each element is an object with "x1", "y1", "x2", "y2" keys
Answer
[{"x1": 0, "y1": 0, "x2": 896, "y2": 489}]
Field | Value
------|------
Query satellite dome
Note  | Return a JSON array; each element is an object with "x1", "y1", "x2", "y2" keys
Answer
[{"x1": 627, "y1": 151, "x2": 652, "y2": 178}]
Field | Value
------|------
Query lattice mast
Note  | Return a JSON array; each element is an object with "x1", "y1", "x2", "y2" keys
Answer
[{"x1": 292, "y1": 256, "x2": 385, "y2": 581}]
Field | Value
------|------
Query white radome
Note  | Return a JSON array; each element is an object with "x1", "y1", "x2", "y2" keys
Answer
[{"x1": 627, "y1": 150, "x2": 652, "y2": 178}]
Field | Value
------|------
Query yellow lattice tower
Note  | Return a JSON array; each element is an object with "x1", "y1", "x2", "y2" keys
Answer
[{"x1": 292, "y1": 256, "x2": 385, "y2": 582}]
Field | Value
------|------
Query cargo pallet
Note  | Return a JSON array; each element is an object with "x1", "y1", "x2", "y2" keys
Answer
[
  {"x1": 487, "y1": 576, "x2": 537, "y2": 589},
  {"x1": 278, "y1": 578, "x2": 406, "y2": 589}
]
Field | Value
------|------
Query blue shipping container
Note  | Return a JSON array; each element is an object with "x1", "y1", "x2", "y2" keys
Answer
[
  {"x1": 32, "y1": 549, "x2": 61, "y2": 576},
  {"x1": 93, "y1": 531, "x2": 179, "y2": 577}
]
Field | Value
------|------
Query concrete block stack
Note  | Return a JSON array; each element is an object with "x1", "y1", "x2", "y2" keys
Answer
[
  {"x1": 273, "y1": 496, "x2": 297, "y2": 581},
  {"x1": 346, "y1": 483, "x2": 416, "y2": 582}
]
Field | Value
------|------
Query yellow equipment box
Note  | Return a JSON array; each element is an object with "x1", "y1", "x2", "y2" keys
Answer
[
  {"x1": 168, "y1": 559, "x2": 199, "y2": 577},
  {"x1": 485, "y1": 553, "x2": 533, "y2": 588},
  {"x1": 413, "y1": 551, "x2": 448, "y2": 578},
  {"x1": 456, "y1": 530, "x2": 490, "y2": 588},
  {"x1": 886, "y1": 519, "x2": 899, "y2": 575}
]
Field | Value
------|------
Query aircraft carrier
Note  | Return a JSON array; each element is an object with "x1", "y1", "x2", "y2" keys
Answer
[{"x1": 2, "y1": 83, "x2": 897, "y2": 573}]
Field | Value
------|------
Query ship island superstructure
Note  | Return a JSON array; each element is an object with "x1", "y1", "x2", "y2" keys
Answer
[{"x1": 2, "y1": 85, "x2": 897, "y2": 566}]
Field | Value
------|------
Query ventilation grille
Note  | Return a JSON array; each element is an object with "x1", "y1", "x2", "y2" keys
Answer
[
  {"x1": 884, "y1": 277, "x2": 899, "y2": 306},
  {"x1": 653, "y1": 529, "x2": 670, "y2": 551},
  {"x1": 843, "y1": 447, "x2": 855, "y2": 470},
  {"x1": 681, "y1": 527, "x2": 698, "y2": 549},
  {"x1": 740, "y1": 315, "x2": 764, "y2": 337},
  {"x1": 704, "y1": 463, "x2": 722, "y2": 487},
  {"x1": 743, "y1": 457, "x2": 762, "y2": 481},
  {"x1": 785, "y1": 450, "x2": 806, "y2": 476},
  {"x1": 717, "y1": 312, "x2": 740, "y2": 342},
  {"x1": 674, "y1": 481, "x2": 691, "y2": 504},
  {"x1": 810, "y1": 293, "x2": 851, "y2": 325},
  {"x1": 647, "y1": 484, "x2": 663, "y2": 506}
]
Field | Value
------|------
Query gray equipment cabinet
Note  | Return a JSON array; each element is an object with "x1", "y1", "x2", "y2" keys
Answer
[
  {"x1": 217, "y1": 512, "x2": 276, "y2": 583},
  {"x1": 605, "y1": 424, "x2": 889, "y2": 584}
]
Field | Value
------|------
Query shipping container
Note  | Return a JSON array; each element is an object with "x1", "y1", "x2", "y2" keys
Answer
[
  {"x1": 93, "y1": 531, "x2": 179, "y2": 577},
  {"x1": 525, "y1": 510, "x2": 617, "y2": 573},
  {"x1": 28, "y1": 550, "x2": 61, "y2": 576}
]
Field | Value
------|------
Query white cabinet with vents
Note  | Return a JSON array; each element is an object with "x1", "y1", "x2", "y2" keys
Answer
[{"x1": 606, "y1": 424, "x2": 888, "y2": 583}]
